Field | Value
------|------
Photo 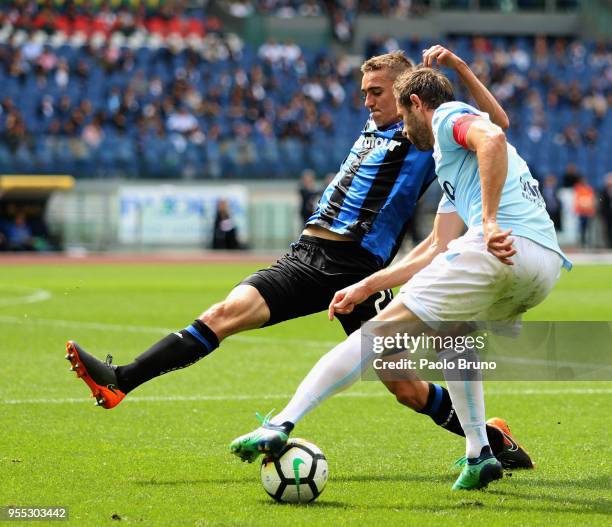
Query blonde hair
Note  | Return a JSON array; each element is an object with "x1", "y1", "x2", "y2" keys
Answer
[{"x1": 360, "y1": 50, "x2": 414, "y2": 80}]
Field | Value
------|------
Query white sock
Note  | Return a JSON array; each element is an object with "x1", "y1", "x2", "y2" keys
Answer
[
  {"x1": 440, "y1": 347, "x2": 489, "y2": 459},
  {"x1": 270, "y1": 329, "x2": 372, "y2": 426}
]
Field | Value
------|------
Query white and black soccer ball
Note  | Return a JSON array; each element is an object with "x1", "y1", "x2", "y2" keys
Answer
[{"x1": 260, "y1": 438, "x2": 328, "y2": 503}]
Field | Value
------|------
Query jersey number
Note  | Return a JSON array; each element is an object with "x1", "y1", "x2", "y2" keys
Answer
[
  {"x1": 374, "y1": 289, "x2": 392, "y2": 314},
  {"x1": 443, "y1": 181, "x2": 456, "y2": 203}
]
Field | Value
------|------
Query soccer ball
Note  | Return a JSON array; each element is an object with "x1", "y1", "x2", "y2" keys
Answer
[{"x1": 260, "y1": 438, "x2": 328, "y2": 503}]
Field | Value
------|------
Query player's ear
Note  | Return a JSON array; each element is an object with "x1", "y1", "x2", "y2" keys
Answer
[{"x1": 410, "y1": 93, "x2": 422, "y2": 110}]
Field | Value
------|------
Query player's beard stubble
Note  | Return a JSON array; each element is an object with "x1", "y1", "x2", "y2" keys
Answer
[{"x1": 407, "y1": 120, "x2": 435, "y2": 151}]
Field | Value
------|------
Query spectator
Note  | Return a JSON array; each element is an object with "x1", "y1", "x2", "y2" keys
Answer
[
  {"x1": 212, "y1": 199, "x2": 240, "y2": 249},
  {"x1": 258, "y1": 38, "x2": 283, "y2": 64},
  {"x1": 542, "y1": 174, "x2": 563, "y2": 231},
  {"x1": 54, "y1": 58, "x2": 69, "y2": 88},
  {"x1": 205, "y1": 124, "x2": 223, "y2": 179},
  {"x1": 299, "y1": 0, "x2": 322, "y2": 16},
  {"x1": 38, "y1": 43, "x2": 57, "y2": 68},
  {"x1": 326, "y1": 75, "x2": 345, "y2": 106},
  {"x1": 7, "y1": 212, "x2": 34, "y2": 251},
  {"x1": 254, "y1": 117, "x2": 280, "y2": 170},
  {"x1": 562, "y1": 162, "x2": 581, "y2": 188},
  {"x1": 81, "y1": 112, "x2": 105, "y2": 150},
  {"x1": 167, "y1": 106, "x2": 199, "y2": 135},
  {"x1": 574, "y1": 176, "x2": 596, "y2": 248},
  {"x1": 303, "y1": 76, "x2": 325, "y2": 103},
  {"x1": 22, "y1": 33, "x2": 42, "y2": 62},
  {"x1": 600, "y1": 173, "x2": 612, "y2": 249},
  {"x1": 4, "y1": 110, "x2": 29, "y2": 154},
  {"x1": 228, "y1": 0, "x2": 255, "y2": 18},
  {"x1": 280, "y1": 39, "x2": 301, "y2": 66}
]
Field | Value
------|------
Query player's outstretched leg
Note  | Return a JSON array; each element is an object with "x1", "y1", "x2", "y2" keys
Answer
[
  {"x1": 65, "y1": 341, "x2": 126, "y2": 409},
  {"x1": 230, "y1": 411, "x2": 294, "y2": 463},
  {"x1": 452, "y1": 446, "x2": 503, "y2": 491},
  {"x1": 65, "y1": 285, "x2": 268, "y2": 409},
  {"x1": 64, "y1": 319, "x2": 218, "y2": 409}
]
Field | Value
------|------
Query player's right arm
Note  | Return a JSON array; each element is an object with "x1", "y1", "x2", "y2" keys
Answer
[
  {"x1": 423, "y1": 45, "x2": 510, "y2": 130},
  {"x1": 328, "y1": 211, "x2": 464, "y2": 320}
]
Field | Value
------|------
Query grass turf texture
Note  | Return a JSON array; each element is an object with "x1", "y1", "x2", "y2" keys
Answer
[{"x1": 1, "y1": 263, "x2": 611, "y2": 526}]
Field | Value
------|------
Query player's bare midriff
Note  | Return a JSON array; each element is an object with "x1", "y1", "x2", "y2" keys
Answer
[{"x1": 302, "y1": 225, "x2": 354, "y2": 242}]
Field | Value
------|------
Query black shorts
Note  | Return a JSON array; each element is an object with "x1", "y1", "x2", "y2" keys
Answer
[{"x1": 240, "y1": 235, "x2": 393, "y2": 335}]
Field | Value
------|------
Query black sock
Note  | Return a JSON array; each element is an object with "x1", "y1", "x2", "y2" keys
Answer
[
  {"x1": 417, "y1": 383, "x2": 465, "y2": 435},
  {"x1": 115, "y1": 320, "x2": 219, "y2": 394},
  {"x1": 417, "y1": 383, "x2": 506, "y2": 456}
]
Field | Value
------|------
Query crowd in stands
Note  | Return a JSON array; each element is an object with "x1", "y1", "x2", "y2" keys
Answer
[
  {"x1": 236, "y1": 0, "x2": 579, "y2": 17},
  {"x1": 0, "y1": 5, "x2": 608, "y2": 190},
  {"x1": 2, "y1": 1, "x2": 220, "y2": 35},
  {"x1": 370, "y1": 35, "x2": 611, "y2": 186}
]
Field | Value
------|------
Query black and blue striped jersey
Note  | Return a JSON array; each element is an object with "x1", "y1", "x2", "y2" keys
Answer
[{"x1": 306, "y1": 118, "x2": 437, "y2": 266}]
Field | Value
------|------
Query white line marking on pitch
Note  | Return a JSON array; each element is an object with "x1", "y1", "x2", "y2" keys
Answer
[
  {"x1": 0, "y1": 315, "x2": 338, "y2": 348},
  {"x1": 1, "y1": 388, "x2": 610, "y2": 406},
  {"x1": 0, "y1": 314, "x2": 611, "y2": 371},
  {"x1": 0, "y1": 286, "x2": 52, "y2": 307}
]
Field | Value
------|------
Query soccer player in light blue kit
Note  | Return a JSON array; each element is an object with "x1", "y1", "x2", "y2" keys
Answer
[
  {"x1": 233, "y1": 65, "x2": 571, "y2": 490},
  {"x1": 385, "y1": 68, "x2": 572, "y2": 490}
]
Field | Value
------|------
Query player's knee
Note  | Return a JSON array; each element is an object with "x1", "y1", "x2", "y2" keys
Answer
[
  {"x1": 200, "y1": 301, "x2": 227, "y2": 336},
  {"x1": 201, "y1": 301, "x2": 225, "y2": 325},
  {"x1": 201, "y1": 298, "x2": 244, "y2": 326},
  {"x1": 200, "y1": 295, "x2": 266, "y2": 338}
]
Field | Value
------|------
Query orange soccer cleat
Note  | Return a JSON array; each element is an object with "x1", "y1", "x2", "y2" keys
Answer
[
  {"x1": 486, "y1": 417, "x2": 534, "y2": 469},
  {"x1": 65, "y1": 341, "x2": 126, "y2": 409}
]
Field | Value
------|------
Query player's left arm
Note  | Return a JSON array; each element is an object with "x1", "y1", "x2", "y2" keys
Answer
[
  {"x1": 328, "y1": 211, "x2": 465, "y2": 320},
  {"x1": 459, "y1": 116, "x2": 516, "y2": 265},
  {"x1": 423, "y1": 45, "x2": 510, "y2": 129}
]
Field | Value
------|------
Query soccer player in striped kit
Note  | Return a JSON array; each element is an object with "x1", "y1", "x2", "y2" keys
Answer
[{"x1": 65, "y1": 46, "x2": 530, "y2": 469}]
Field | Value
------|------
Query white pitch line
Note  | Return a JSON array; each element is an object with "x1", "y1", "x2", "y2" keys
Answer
[
  {"x1": 0, "y1": 286, "x2": 52, "y2": 307},
  {"x1": 1, "y1": 314, "x2": 611, "y2": 395},
  {"x1": 0, "y1": 314, "x2": 338, "y2": 349},
  {"x1": 1, "y1": 387, "x2": 611, "y2": 406},
  {"x1": 0, "y1": 314, "x2": 610, "y2": 370},
  {"x1": 2, "y1": 314, "x2": 609, "y2": 373}
]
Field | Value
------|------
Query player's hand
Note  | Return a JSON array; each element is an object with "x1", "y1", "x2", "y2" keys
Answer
[
  {"x1": 328, "y1": 283, "x2": 371, "y2": 321},
  {"x1": 483, "y1": 220, "x2": 516, "y2": 265},
  {"x1": 422, "y1": 45, "x2": 464, "y2": 70}
]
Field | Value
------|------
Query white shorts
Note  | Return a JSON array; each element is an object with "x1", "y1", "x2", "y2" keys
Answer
[{"x1": 400, "y1": 228, "x2": 563, "y2": 325}]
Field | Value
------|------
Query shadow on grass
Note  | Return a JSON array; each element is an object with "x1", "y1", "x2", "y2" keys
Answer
[
  {"x1": 487, "y1": 488, "x2": 612, "y2": 516},
  {"x1": 513, "y1": 474, "x2": 612, "y2": 492},
  {"x1": 135, "y1": 474, "x2": 611, "y2": 516},
  {"x1": 369, "y1": 501, "x2": 611, "y2": 516},
  {"x1": 257, "y1": 500, "x2": 355, "y2": 509},
  {"x1": 135, "y1": 477, "x2": 251, "y2": 486},
  {"x1": 334, "y1": 473, "x2": 450, "y2": 484},
  {"x1": 135, "y1": 472, "x2": 451, "y2": 488}
]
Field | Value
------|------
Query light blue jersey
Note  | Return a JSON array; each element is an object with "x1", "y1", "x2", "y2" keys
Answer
[{"x1": 432, "y1": 101, "x2": 571, "y2": 270}]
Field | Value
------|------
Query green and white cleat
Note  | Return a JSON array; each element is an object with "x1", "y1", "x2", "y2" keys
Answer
[
  {"x1": 452, "y1": 449, "x2": 503, "y2": 491},
  {"x1": 229, "y1": 410, "x2": 293, "y2": 463}
]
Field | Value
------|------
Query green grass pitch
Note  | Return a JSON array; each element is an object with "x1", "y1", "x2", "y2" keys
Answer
[{"x1": 1, "y1": 262, "x2": 611, "y2": 526}]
